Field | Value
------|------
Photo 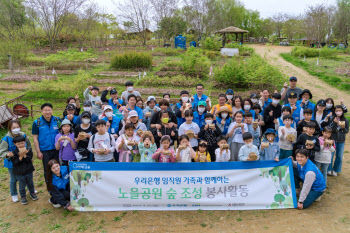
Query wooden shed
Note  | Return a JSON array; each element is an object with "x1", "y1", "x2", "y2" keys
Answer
[{"x1": 216, "y1": 26, "x2": 249, "y2": 46}]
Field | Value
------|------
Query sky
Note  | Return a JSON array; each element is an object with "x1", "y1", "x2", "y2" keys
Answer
[{"x1": 95, "y1": 0, "x2": 337, "y2": 19}]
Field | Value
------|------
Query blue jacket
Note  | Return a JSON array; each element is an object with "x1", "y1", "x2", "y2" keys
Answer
[
  {"x1": 216, "y1": 116, "x2": 231, "y2": 135},
  {"x1": 32, "y1": 116, "x2": 60, "y2": 151},
  {"x1": 284, "y1": 103, "x2": 301, "y2": 127},
  {"x1": 102, "y1": 115, "x2": 121, "y2": 134},
  {"x1": 1, "y1": 133, "x2": 28, "y2": 169},
  {"x1": 64, "y1": 115, "x2": 78, "y2": 125},
  {"x1": 108, "y1": 98, "x2": 124, "y2": 110},
  {"x1": 259, "y1": 132, "x2": 280, "y2": 160},
  {"x1": 297, "y1": 159, "x2": 326, "y2": 192},
  {"x1": 175, "y1": 102, "x2": 186, "y2": 127},
  {"x1": 52, "y1": 166, "x2": 69, "y2": 191},
  {"x1": 296, "y1": 100, "x2": 316, "y2": 111},
  {"x1": 193, "y1": 111, "x2": 206, "y2": 128},
  {"x1": 261, "y1": 98, "x2": 272, "y2": 115},
  {"x1": 247, "y1": 124, "x2": 260, "y2": 147},
  {"x1": 191, "y1": 94, "x2": 209, "y2": 109}
]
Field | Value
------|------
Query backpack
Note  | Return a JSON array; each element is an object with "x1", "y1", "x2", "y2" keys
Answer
[{"x1": 91, "y1": 133, "x2": 113, "y2": 148}]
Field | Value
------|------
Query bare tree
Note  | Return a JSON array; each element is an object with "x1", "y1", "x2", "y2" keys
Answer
[
  {"x1": 334, "y1": 0, "x2": 350, "y2": 45},
  {"x1": 26, "y1": 0, "x2": 86, "y2": 50},
  {"x1": 115, "y1": 0, "x2": 152, "y2": 46},
  {"x1": 271, "y1": 12, "x2": 287, "y2": 38}
]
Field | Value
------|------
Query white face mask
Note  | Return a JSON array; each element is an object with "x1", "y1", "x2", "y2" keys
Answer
[
  {"x1": 84, "y1": 107, "x2": 91, "y2": 112},
  {"x1": 82, "y1": 119, "x2": 90, "y2": 124},
  {"x1": 198, "y1": 107, "x2": 205, "y2": 113},
  {"x1": 182, "y1": 97, "x2": 189, "y2": 103},
  {"x1": 251, "y1": 99, "x2": 258, "y2": 103},
  {"x1": 12, "y1": 128, "x2": 21, "y2": 135},
  {"x1": 247, "y1": 142, "x2": 253, "y2": 148},
  {"x1": 326, "y1": 104, "x2": 333, "y2": 109},
  {"x1": 227, "y1": 95, "x2": 233, "y2": 100},
  {"x1": 127, "y1": 87, "x2": 133, "y2": 92},
  {"x1": 272, "y1": 100, "x2": 279, "y2": 105},
  {"x1": 221, "y1": 113, "x2": 228, "y2": 119},
  {"x1": 205, "y1": 120, "x2": 213, "y2": 125},
  {"x1": 336, "y1": 111, "x2": 342, "y2": 116},
  {"x1": 244, "y1": 105, "x2": 251, "y2": 111},
  {"x1": 105, "y1": 112, "x2": 113, "y2": 118}
]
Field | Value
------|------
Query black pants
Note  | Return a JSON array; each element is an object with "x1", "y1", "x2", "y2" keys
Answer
[
  {"x1": 208, "y1": 146, "x2": 217, "y2": 162},
  {"x1": 50, "y1": 190, "x2": 70, "y2": 205},
  {"x1": 42, "y1": 150, "x2": 59, "y2": 182}
]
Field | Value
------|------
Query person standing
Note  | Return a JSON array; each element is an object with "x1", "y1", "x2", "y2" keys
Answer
[
  {"x1": 281, "y1": 76, "x2": 303, "y2": 105},
  {"x1": 191, "y1": 84, "x2": 211, "y2": 112},
  {"x1": 121, "y1": 81, "x2": 141, "y2": 105},
  {"x1": 32, "y1": 103, "x2": 60, "y2": 182}
]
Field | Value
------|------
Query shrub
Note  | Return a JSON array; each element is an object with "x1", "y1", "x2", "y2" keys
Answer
[
  {"x1": 110, "y1": 51, "x2": 152, "y2": 69},
  {"x1": 0, "y1": 40, "x2": 32, "y2": 67},
  {"x1": 164, "y1": 60, "x2": 182, "y2": 67},
  {"x1": 201, "y1": 36, "x2": 222, "y2": 51},
  {"x1": 291, "y1": 46, "x2": 319, "y2": 58},
  {"x1": 319, "y1": 47, "x2": 337, "y2": 59},
  {"x1": 205, "y1": 51, "x2": 220, "y2": 59},
  {"x1": 154, "y1": 47, "x2": 180, "y2": 56},
  {"x1": 181, "y1": 47, "x2": 211, "y2": 78}
]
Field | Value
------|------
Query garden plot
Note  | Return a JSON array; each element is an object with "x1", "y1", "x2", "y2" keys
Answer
[
  {"x1": 94, "y1": 71, "x2": 139, "y2": 77},
  {"x1": 1, "y1": 75, "x2": 57, "y2": 82}
]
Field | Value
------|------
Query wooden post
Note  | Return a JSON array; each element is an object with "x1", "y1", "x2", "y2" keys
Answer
[{"x1": 8, "y1": 55, "x2": 14, "y2": 74}]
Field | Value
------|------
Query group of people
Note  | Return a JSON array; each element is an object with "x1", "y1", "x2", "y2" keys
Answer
[{"x1": 0, "y1": 77, "x2": 348, "y2": 210}]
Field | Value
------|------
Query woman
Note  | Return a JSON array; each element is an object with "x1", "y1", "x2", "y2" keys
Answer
[
  {"x1": 46, "y1": 159, "x2": 74, "y2": 210},
  {"x1": 232, "y1": 96, "x2": 243, "y2": 115},
  {"x1": 174, "y1": 90, "x2": 192, "y2": 127},
  {"x1": 240, "y1": 98, "x2": 256, "y2": 120},
  {"x1": 64, "y1": 95, "x2": 81, "y2": 116},
  {"x1": 0, "y1": 120, "x2": 32, "y2": 202}
]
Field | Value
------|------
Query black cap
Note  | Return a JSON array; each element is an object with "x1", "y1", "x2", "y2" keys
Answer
[
  {"x1": 250, "y1": 93, "x2": 258, "y2": 98},
  {"x1": 300, "y1": 89, "x2": 312, "y2": 99},
  {"x1": 83, "y1": 100, "x2": 92, "y2": 106},
  {"x1": 110, "y1": 89, "x2": 117, "y2": 95},
  {"x1": 66, "y1": 104, "x2": 76, "y2": 110},
  {"x1": 290, "y1": 76, "x2": 297, "y2": 81},
  {"x1": 92, "y1": 86, "x2": 99, "y2": 91},
  {"x1": 81, "y1": 111, "x2": 91, "y2": 118},
  {"x1": 180, "y1": 90, "x2": 189, "y2": 96},
  {"x1": 288, "y1": 92, "x2": 298, "y2": 98},
  {"x1": 317, "y1": 99, "x2": 326, "y2": 106},
  {"x1": 125, "y1": 81, "x2": 133, "y2": 86}
]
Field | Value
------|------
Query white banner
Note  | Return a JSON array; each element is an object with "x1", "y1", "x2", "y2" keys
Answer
[{"x1": 69, "y1": 159, "x2": 297, "y2": 211}]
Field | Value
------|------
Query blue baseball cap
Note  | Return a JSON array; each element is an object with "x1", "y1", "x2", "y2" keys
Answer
[
  {"x1": 226, "y1": 89, "x2": 234, "y2": 95},
  {"x1": 289, "y1": 76, "x2": 297, "y2": 81}
]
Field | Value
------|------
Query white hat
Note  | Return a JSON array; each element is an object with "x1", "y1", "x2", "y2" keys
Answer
[
  {"x1": 147, "y1": 96, "x2": 156, "y2": 103},
  {"x1": 128, "y1": 110, "x2": 138, "y2": 119},
  {"x1": 103, "y1": 105, "x2": 113, "y2": 112}
]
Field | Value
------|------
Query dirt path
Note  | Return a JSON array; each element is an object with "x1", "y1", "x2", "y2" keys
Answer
[{"x1": 250, "y1": 44, "x2": 350, "y2": 102}]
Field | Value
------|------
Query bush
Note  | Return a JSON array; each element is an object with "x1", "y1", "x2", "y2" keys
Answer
[
  {"x1": 181, "y1": 47, "x2": 211, "y2": 78},
  {"x1": 154, "y1": 47, "x2": 181, "y2": 56},
  {"x1": 110, "y1": 51, "x2": 152, "y2": 69},
  {"x1": 225, "y1": 43, "x2": 255, "y2": 56},
  {"x1": 291, "y1": 46, "x2": 319, "y2": 58},
  {"x1": 0, "y1": 40, "x2": 32, "y2": 67},
  {"x1": 205, "y1": 51, "x2": 220, "y2": 59},
  {"x1": 319, "y1": 47, "x2": 337, "y2": 59},
  {"x1": 201, "y1": 36, "x2": 222, "y2": 51}
]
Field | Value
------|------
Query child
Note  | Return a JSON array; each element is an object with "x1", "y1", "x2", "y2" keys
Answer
[
  {"x1": 252, "y1": 103, "x2": 264, "y2": 129},
  {"x1": 178, "y1": 110, "x2": 200, "y2": 150},
  {"x1": 297, "y1": 108, "x2": 320, "y2": 137},
  {"x1": 152, "y1": 136, "x2": 176, "y2": 162},
  {"x1": 102, "y1": 105, "x2": 122, "y2": 139},
  {"x1": 195, "y1": 140, "x2": 211, "y2": 162},
  {"x1": 176, "y1": 135, "x2": 196, "y2": 162},
  {"x1": 10, "y1": 136, "x2": 38, "y2": 205},
  {"x1": 244, "y1": 112, "x2": 260, "y2": 148},
  {"x1": 238, "y1": 132, "x2": 260, "y2": 161},
  {"x1": 46, "y1": 159, "x2": 74, "y2": 211},
  {"x1": 278, "y1": 115, "x2": 297, "y2": 159},
  {"x1": 198, "y1": 113, "x2": 222, "y2": 161},
  {"x1": 84, "y1": 86, "x2": 102, "y2": 116},
  {"x1": 227, "y1": 111, "x2": 248, "y2": 161},
  {"x1": 116, "y1": 123, "x2": 140, "y2": 162},
  {"x1": 215, "y1": 135, "x2": 231, "y2": 162},
  {"x1": 55, "y1": 119, "x2": 77, "y2": 166},
  {"x1": 240, "y1": 98, "x2": 256, "y2": 120},
  {"x1": 250, "y1": 93, "x2": 259, "y2": 104},
  {"x1": 322, "y1": 105, "x2": 349, "y2": 176},
  {"x1": 314, "y1": 126, "x2": 335, "y2": 183},
  {"x1": 215, "y1": 106, "x2": 232, "y2": 135},
  {"x1": 143, "y1": 96, "x2": 161, "y2": 130},
  {"x1": 276, "y1": 106, "x2": 296, "y2": 130},
  {"x1": 175, "y1": 90, "x2": 191, "y2": 127},
  {"x1": 101, "y1": 87, "x2": 124, "y2": 111},
  {"x1": 263, "y1": 93, "x2": 282, "y2": 134},
  {"x1": 313, "y1": 99, "x2": 328, "y2": 128},
  {"x1": 153, "y1": 110, "x2": 178, "y2": 149},
  {"x1": 88, "y1": 119, "x2": 116, "y2": 162},
  {"x1": 139, "y1": 132, "x2": 157, "y2": 163},
  {"x1": 296, "y1": 121, "x2": 320, "y2": 162},
  {"x1": 259, "y1": 128, "x2": 280, "y2": 161}
]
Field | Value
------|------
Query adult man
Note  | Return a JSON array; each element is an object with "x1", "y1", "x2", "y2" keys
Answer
[
  {"x1": 120, "y1": 94, "x2": 143, "y2": 122},
  {"x1": 101, "y1": 87, "x2": 124, "y2": 111},
  {"x1": 191, "y1": 84, "x2": 211, "y2": 111},
  {"x1": 121, "y1": 81, "x2": 141, "y2": 105},
  {"x1": 281, "y1": 76, "x2": 303, "y2": 105},
  {"x1": 283, "y1": 92, "x2": 302, "y2": 127},
  {"x1": 32, "y1": 103, "x2": 60, "y2": 181}
]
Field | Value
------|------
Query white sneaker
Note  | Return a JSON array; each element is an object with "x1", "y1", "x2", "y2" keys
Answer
[
  {"x1": 34, "y1": 189, "x2": 38, "y2": 194},
  {"x1": 12, "y1": 196, "x2": 19, "y2": 203},
  {"x1": 327, "y1": 171, "x2": 332, "y2": 176},
  {"x1": 332, "y1": 171, "x2": 337, "y2": 177},
  {"x1": 48, "y1": 198, "x2": 61, "y2": 208},
  {"x1": 315, "y1": 196, "x2": 322, "y2": 202}
]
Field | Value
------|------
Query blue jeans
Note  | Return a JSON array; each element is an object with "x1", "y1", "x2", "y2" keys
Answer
[
  {"x1": 328, "y1": 142, "x2": 345, "y2": 173},
  {"x1": 314, "y1": 161, "x2": 329, "y2": 183},
  {"x1": 8, "y1": 168, "x2": 18, "y2": 196},
  {"x1": 15, "y1": 172, "x2": 35, "y2": 198}
]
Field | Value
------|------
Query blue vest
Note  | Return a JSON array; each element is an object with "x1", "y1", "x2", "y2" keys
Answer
[
  {"x1": 1, "y1": 134, "x2": 27, "y2": 169},
  {"x1": 297, "y1": 160, "x2": 326, "y2": 192},
  {"x1": 64, "y1": 115, "x2": 78, "y2": 125},
  {"x1": 108, "y1": 98, "x2": 123, "y2": 110},
  {"x1": 262, "y1": 98, "x2": 272, "y2": 115},
  {"x1": 35, "y1": 116, "x2": 60, "y2": 151},
  {"x1": 216, "y1": 116, "x2": 231, "y2": 135},
  {"x1": 52, "y1": 166, "x2": 69, "y2": 191},
  {"x1": 193, "y1": 111, "x2": 206, "y2": 128},
  {"x1": 176, "y1": 103, "x2": 185, "y2": 127},
  {"x1": 102, "y1": 115, "x2": 121, "y2": 134},
  {"x1": 296, "y1": 100, "x2": 316, "y2": 111},
  {"x1": 191, "y1": 94, "x2": 208, "y2": 109}
]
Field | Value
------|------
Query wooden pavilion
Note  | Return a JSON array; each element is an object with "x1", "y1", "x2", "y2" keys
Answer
[{"x1": 216, "y1": 26, "x2": 249, "y2": 46}]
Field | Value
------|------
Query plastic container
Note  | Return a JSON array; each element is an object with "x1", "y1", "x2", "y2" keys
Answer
[
  {"x1": 190, "y1": 41, "x2": 196, "y2": 47},
  {"x1": 175, "y1": 35, "x2": 186, "y2": 49}
]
